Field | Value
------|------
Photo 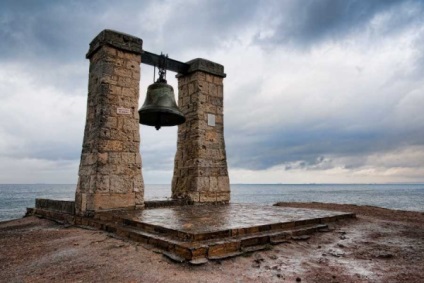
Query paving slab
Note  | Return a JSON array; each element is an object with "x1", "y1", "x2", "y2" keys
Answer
[{"x1": 106, "y1": 203, "x2": 353, "y2": 235}]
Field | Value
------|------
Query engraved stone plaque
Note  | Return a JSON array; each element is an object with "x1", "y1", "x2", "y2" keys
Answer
[
  {"x1": 207, "y1": 114, "x2": 215, "y2": 126},
  {"x1": 117, "y1": 107, "x2": 131, "y2": 115}
]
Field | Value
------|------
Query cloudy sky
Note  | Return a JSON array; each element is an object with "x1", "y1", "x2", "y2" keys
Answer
[{"x1": 1, "y1": 0, "x2": 423, "y2": 185}]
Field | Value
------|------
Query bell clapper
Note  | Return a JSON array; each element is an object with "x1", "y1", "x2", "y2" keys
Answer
[{"x1": 155, "y1": 113, "x2": 161, "y2": 130}]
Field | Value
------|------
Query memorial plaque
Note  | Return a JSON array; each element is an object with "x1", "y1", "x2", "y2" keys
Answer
[
  {"x1": 117, "y1": 107, "x2": 131, "y2": 115},
  {"x1": 207, "y1": 114, "x2": 215, "y2": 126}
]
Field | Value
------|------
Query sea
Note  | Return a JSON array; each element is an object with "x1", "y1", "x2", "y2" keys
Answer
[{"x1": 0, "y1": 184, "x2": 423, "y2": 222}]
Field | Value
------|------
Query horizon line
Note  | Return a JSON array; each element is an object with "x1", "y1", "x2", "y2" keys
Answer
[{"x1": 0, "y1": 183, "x2": 423, "y2": 186}]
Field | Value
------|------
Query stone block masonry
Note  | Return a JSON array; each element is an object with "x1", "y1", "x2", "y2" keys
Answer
[
  {"x1": 172, "y1": 59, "x2": 230, "y2": 203},
  {"x1": 75, "y1": 30, "x2": 144, "y2": 215}
]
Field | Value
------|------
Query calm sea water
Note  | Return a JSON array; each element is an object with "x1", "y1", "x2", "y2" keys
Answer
[{"x1": 0, "y1": 184, "x2": 423, "y2": 222}]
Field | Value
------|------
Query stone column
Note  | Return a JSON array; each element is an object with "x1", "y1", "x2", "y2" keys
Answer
[
  {"x1": 75, "y1": 30, "x2": 144, "y2": 215},
  {"x1": 172, "y1": 59, "x2": 230, "y2": 203}
]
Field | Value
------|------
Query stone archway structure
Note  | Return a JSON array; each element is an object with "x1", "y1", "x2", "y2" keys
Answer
[{"x1": 75, "y1": 30, "x2": 230, "y2": 216}]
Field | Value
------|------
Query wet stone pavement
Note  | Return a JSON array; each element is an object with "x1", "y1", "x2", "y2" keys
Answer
[{"x1": 108, "y1": 204, "x2": 352, "y2": 235}]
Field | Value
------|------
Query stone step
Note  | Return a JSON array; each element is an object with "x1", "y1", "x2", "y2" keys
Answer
[
  {"x1": 87, "y1": 218, "x2": 328, "y2": 264},
  {"x1": 196, "y1": 223, "x2": 329, "y2": 261},
  {"x1": 113, "y1": 215, "x2": 335, "y2": 243}
]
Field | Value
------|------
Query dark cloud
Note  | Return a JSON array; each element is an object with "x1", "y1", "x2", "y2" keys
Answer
[
  {"x1": 221, "y1": 0, "x2": 424, "y2": 174},
  {"x1": 254, "y1": 0, "x2": 424, "y2": 48},
  {"x1": 2, "y1": 0, "x2": 422, "y2": 61},
  {"x1": 0, "y1": 1, "x2": 175, "y2": 63},
  {"x1": 227, "y1": 120, "x2": 424, "y2": 170},
  {"x1": 0, "y1": 0, "x2": 258, "y2": 63},
  {"x1": 0, "y1": 1, "x2": 92, "y2": 61}
]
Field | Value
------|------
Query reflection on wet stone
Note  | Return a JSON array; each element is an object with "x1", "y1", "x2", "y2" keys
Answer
[{"x1": 110, "y1": 204, "x2": 352, "y2": 234}]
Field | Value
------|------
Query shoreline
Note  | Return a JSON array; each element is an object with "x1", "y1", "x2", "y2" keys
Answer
[
  {"x1": 274, "y1": 202, "x2": 424, "y2": 222},
  {"x1": 1, "y1": 202, "x2": 423, "y2": 282}
]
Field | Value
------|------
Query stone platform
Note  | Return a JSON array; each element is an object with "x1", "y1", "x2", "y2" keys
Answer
[
  {"x1": 98, "y1": 204, "x2": 353, "y2": 240},
  {"x1": 29, "y1": 201, "x2": 355, "y2": 264}
]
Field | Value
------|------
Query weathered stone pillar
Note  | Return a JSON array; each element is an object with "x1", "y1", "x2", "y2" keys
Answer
[
  {"x1": 172, "y1": 59, "x2": 230, "y2": 203},
  {"x1": 75, "y1": 30, "x2": 144, "y2": 215}
]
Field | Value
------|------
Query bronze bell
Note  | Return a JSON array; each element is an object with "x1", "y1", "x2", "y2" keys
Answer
[{"x1": 138, "y1": 79, "x2": 185, "y2": 130}]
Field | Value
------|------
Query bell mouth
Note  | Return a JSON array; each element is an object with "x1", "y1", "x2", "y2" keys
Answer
[
  {"x1": 138, "y1": 79, "x2": 186, "y2": 130},
  {"x1": 139, "y1": 108, "x2": 186, "y2": 129}
]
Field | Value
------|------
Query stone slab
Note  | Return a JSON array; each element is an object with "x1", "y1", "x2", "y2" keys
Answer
[
  {"x1": 106, "y1": 204, "x2": 354, "y2": 241},
  {"x1": 86, "y1": 29, "x2": 143, "y2": 59}
]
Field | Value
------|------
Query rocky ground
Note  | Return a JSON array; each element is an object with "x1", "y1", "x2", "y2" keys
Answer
[{"x1": 0, "y1": 202, "x2": 423, "y2": 283}]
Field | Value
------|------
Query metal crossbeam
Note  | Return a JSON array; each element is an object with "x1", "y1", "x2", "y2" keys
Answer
[{"x1": 142, "y1": 51, "x2": 189, "y2": 74}]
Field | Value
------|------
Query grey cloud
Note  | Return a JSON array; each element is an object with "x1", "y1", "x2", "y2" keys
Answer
[
  {"x1": 411, "y1": 30, "x2": 424, "y2": 77},
  {"x1": 157, "y1": 0, "x2": 259, "y2": 53},
  {"x1": 226, "y1": 116, "x2": 424, "y2": 171},
  {"x1": 139, "y1": 126, "x2": 178, "y2": 171},
  {"x1": 223, "y1": 0, "x2": 424, "y2": 173},
  {"x1": 30, "y1": 143, "x2": 82, "y2": 161},
  {"x1": 254, "y1": 0, "x2": 423, "y2": 48},
  {"x1": 2, "y1": 0, "x2": 422, "y2": 62},
  {"x1": 0, "y1": 0, "x2": 174, "y2": 63},
  {"x1": 0, "y1": 0, "x2": 258, "y2": 64},
  {"x1": 1, "y1": 1, "x2": 89, "y2": 61}
]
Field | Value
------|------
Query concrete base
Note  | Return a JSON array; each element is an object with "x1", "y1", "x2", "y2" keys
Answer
[{"x1": 28, "y1": 199, "x2": 355, "y2": 264}]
